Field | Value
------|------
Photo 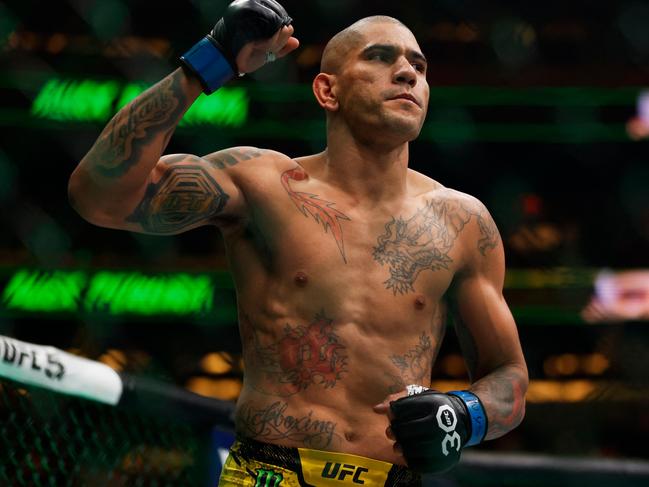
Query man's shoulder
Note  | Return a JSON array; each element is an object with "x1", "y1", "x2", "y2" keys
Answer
[
  {"x1": 202, "y1": 146, "x2": 295, "y2": 173},
  {"x1": 409, "y1": 170, "x2": 487, "y2": 211}
]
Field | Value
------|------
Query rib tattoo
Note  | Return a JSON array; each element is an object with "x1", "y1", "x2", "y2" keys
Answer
[
  {"x1": 281, "y1": 167, "x2": 351, "y2": 263},
  {"x1": 385, "y1": 333, "x2": 433, "y2": 393},
  {"x1": 91, "y1": 70, "x2": 187, "y2": 178}
]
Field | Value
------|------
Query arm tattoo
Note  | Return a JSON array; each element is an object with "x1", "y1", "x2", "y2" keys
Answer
[
  {"x1": 126, "y1": 165, "x2": 229, "y2": 233},
  {"x1": 91, "y1": 70, "x2": 187, "y2": 178},
  {"x1": 206, "y1": 147, "x2": 264, "y2": 169},
  {"x1": 237, "y1": 400, "x2": 341, "y2": 449},
  {"x1": 385, "y1": 333, "x2": 433, "y2": 394},
  {"x1": 281, "y1": 167, "x2": 351, "y2": 263},
  {"x1": 373, "y1": 196, "x2": 501, "y2": 294},
  {"x1": 470, "y1": 366, "x2": 527, "y2": 439},
  {"x1": 246, "y1": 312, "x2": 348, "y2": 397},
  {"x1": 473, "y1": 208, "x2": 499, "y2": 255}
]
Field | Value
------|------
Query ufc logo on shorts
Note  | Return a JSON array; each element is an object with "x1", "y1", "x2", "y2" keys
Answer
[
  {"x1": 436, "y1": 405, "x2": 461, "y2": 456},
  {"x1": 321, "y1": 462, "x2": 368, "y2": 484}
]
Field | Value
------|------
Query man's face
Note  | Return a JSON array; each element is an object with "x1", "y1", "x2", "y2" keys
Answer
[{"x1": 334, "y1": 23, "x2": 430, "y2": 144}]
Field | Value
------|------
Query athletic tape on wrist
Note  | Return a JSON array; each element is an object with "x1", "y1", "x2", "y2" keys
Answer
[
  {"x1": 448, "y1": 390, "x2": 487, "y2": 447},
  {"x1": 180, "y1": 37, "x2": 235, "y2": 94}
]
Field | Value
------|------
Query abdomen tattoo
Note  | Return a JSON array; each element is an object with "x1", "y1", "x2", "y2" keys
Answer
[{"x1": 246, "y1": 312, "x2": 348, "y2": 397}]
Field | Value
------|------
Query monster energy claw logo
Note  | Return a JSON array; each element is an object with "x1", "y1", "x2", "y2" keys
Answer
[{"x1": 255, "y1": 468, "x2": 284, "y2": 487}]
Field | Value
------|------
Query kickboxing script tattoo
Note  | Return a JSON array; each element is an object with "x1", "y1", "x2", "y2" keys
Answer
[
  {"x1": 373, "y1": 197, "x2": 499, "y2": 295},
  {"x1": 238, "y1": 400, "x2": 340, "y2": 449}
]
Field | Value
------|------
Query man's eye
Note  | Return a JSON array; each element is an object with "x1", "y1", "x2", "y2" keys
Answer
[{"x1": 413, "y1": 63, "x2": 426, "y2": 72}]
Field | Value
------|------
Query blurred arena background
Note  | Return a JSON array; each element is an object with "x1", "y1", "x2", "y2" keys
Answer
[{"x1": 1, "y1": 0, "x2": 649, "y2": 485}]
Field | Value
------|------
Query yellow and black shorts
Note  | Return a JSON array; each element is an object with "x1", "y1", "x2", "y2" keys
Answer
[{"x1": 218, "y1": 437, "x2": 421, "y2": 486}]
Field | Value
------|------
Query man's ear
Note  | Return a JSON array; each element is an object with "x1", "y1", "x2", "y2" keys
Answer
[{"x1": 313, "y1": 73, "x2": 339, "y2": 112}]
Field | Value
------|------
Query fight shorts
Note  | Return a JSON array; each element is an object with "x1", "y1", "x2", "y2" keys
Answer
[{"x1": 218, "y1": 437, "x2": 421, "y2": 486}]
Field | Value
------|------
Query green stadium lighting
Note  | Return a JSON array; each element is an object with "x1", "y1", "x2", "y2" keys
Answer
[
  {"x1": 31, "y1": 77, "x2": 249, "y2": 127},
  {"x1": 1, "y1": 269, "x2": 224, "y2": 318},
  {"x1": 115, "y1": 82, "x2": 149, "y2": 109},
  {"x1": 31, "y1": 79, "x2": 120, "y2": 122},
  {"x1": 83, "y1": 271, "x2": 214, "y2": 316},
  {"x1": 2, "y1": 269, "x2": 87, "y2": 313},
  {"x1": 180, "y1": 88, "x2": 248, "y2": 127}
]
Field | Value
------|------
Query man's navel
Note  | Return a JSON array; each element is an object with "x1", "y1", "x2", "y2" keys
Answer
[{"x1": 294, "y1": 271, "x2": 309, "y2": 287}]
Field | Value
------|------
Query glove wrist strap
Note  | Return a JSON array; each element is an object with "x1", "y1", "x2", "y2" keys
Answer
[
  {"x1": 448, "y1": 390, "x2": 488, "y2": 447},
  {"x1": 180, "y1": 36, "x2": 236, "y2": 94}
]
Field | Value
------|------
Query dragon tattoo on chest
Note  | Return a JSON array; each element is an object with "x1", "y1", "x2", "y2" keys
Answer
[{"x1": 372, "y1": 197, "x2": 499, "y2": 295}]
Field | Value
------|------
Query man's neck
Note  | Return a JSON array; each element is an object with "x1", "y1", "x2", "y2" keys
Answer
[{"x1": 316, "y1": 130, "x2": 410, "y2": 204}]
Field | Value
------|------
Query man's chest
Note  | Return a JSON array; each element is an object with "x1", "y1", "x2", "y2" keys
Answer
[{"x1": 237, "y1": 182, "x2": 465, "y2": 301}]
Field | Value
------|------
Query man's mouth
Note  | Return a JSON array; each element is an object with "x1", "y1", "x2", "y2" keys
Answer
[{"x1": 388, "y1": 93, "x2": 420, "y2": 107}]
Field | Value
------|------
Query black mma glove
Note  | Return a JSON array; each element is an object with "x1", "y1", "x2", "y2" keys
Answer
[
  {"x1": 390, "y1": 389, "x2": 487, "y2": 474},
  {"x1": 180, "y1": 0, "x2": 292, "y2": 93}
]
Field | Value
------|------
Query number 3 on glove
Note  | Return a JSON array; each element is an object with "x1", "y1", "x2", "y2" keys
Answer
[
  {"x1": 389, "y1": 389, "x2": 487, "y2": 474},
  {"x1": 436, "y1": 405, "x2": 462, "y2": 455}
]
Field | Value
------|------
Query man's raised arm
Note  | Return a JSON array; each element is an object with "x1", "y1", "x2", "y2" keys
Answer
[{"x1": 68, "y1": 0, "x2": 298, "y2": 233}]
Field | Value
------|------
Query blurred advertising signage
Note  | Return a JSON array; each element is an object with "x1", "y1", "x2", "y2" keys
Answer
[
  {"x1": 581, "y1": 270, "x2": 649, "y2": 323},
  {"x1": 31, "y1": 78, "x2": 249, "y2": 127},
  {"x1": 1, "y1": 269, "x2": 235, "y2": 319}
]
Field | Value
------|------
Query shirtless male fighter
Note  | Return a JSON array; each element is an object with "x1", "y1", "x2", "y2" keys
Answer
[{"x1": 68, "y1": 1, "x2": 528, "y2": 484}]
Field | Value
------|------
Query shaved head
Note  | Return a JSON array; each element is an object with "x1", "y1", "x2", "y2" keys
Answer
[{"x1": 321, "y1": 16, "x2": 408, "y2": 74}]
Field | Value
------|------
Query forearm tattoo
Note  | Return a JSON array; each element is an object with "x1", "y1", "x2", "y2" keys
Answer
[
  {"x1": 385, "y1": 333, "x2": 433, "y2": 394},
  {"x1": 91, "y1": 70, "x2": 187, "y2": 178},
  {"x1": 237, "y1": 400, "x2": 340, "y2": 449},
  {"x1": 452, "y1": 307, "x2": 525, "y2": 438},
  {"x1": 281, "y1": 167, "x2": 351, "y2": 263},
  {"x1": 373, "y1": 196, "x2": 500, "y2": 295},
  {"x1": 245, "y1": 312, "x2": 348, "y2": 397},
  {"x1": 470, "y1": 366, "x2": 527, "y2": 439},
  {"x1": 126, "y1": 164, "x2": 229, "y2": 233}
]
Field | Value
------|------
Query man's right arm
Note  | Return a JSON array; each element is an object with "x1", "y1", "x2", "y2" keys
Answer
[
  {"x1": 68, "y1": 68, "x2": 214, "y2": 232},
  {"x1": 68, "y1": 0, "x2": 298, "y2": 234}
]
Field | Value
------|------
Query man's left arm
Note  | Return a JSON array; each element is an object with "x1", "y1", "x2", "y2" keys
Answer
[
  {"x1": 447, "y1": 203, "x2": 528, "y2": 439},
  {"x1": 375, "y1": 197, "x2": 528, "y2": 473}
]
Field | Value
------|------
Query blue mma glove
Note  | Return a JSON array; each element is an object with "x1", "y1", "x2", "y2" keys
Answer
[
  {"x1": 181, "y1": 0, "x2": 292, "y2": 93},
  {"x1": 390, "y1": 389, "x2": 487, "y2": 473}
]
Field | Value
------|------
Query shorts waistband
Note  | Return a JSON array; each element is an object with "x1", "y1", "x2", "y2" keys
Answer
[{"x1": 231, "y1": 437, "x2": 421, "y2": 486}]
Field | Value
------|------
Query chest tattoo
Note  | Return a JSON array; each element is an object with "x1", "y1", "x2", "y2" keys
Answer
[
  {"x1": 373, "y1": 198, "x2": 499, "y2": 295},
  {"x1": 281, "y1": 168, "x2": 351, "y2": 263}
]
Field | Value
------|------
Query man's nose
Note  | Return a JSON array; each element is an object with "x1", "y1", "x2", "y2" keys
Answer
[{"x1": 393, "y1": 58, "x2": 417, "y2": 87}]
